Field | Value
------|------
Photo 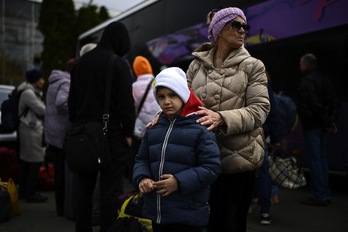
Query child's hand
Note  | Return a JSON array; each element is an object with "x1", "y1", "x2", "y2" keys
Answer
[
  {"x1": 138, "y1": 178, "x2": 155, "y2": 193},
  {"x1": 153, "y1": 174, "x2": 178, "y2": 197}
]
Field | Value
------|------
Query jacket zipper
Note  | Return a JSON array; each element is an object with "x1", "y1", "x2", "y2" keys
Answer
[{"x1": 156, "y1": 119, "x2": 175, "y2": 224}]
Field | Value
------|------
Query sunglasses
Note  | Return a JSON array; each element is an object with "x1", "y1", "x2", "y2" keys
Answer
[{"x1": 230, "y1": 21, "x2": 251, "y2": 33}]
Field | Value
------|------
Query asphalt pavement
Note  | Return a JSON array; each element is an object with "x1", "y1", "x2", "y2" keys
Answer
[{"x1": 1, "y1": 175, "x2": 347, "y2": 232}]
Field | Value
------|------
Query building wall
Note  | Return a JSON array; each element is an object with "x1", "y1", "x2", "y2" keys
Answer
[{"x1": 0, "y1": 0, "x2": 43, "y2": 85}]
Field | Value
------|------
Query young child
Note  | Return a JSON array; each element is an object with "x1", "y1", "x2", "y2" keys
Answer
[{"x1": 132, "y1": 67, "x2": 221, "y2": 232}]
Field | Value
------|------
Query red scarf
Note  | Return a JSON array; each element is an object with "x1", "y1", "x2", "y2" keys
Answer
[{"x1": 180, "y1": 88, "x2": 203, "y2": 117}]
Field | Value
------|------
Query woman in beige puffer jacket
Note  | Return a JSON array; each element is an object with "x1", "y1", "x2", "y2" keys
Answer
[
  {"x1": 186, "y1": 7, "x2": 270, "y2": 232},
  {"x1": 187, "y1": 44, "x2": 269, "y2": 173}
]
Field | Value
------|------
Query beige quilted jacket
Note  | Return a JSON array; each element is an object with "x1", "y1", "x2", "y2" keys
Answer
[{"x1": 187, "y1": 43, "x2": 270, "y2": 173}]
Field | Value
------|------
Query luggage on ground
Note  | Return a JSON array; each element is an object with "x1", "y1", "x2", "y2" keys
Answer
[
  {"x1": 107, "y1": 192, "x2": 152, "y2": 232},
  {"x1": 0, "y1": 178, "x2": 20, "y2": 217},
  {"x1": 0, "y1": 184, "x2": 11, "y2": 222},
  {"x1": 0, "y1": 147, "x2": 20, "y2": 183}
]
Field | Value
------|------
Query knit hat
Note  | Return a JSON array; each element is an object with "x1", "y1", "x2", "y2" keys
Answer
[
  {"x1": 208, "y1": 7, "x2": 247, "y2": 43},
  {"x1": 154, "y1": 67, "x2": 190, "y2": 103},
  {"x1": 26, "y1": 69, "x2": 43, "y2": 83},
  {"x1": 133, "y1": 56, "x2": 153, "y2": 77}
]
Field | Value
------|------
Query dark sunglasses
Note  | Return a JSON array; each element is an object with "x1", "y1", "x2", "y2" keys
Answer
[{"x1": 230, "y1": 21, "x2": 251, "y2": 33}]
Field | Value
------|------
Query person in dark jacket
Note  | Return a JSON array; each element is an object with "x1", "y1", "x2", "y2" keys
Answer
[
  {"x1": 68, "y1": 22, "x2": 136, "y2": 232},
  {"x1": 255, "y1": 71, "x2": 282, "y2": 225},
  {"x1": 133, "y1": 67, "x2": 221, "y2": 232},
  {"x1": 297, "y1": 53, "x2": 339, "y2": 207}
]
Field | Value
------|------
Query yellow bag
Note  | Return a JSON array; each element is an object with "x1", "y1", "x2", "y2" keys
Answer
[
  {"x1": 118, "y1": 193, "x2": 152, "y2": 232},
  {"x1": 0, "y1": 178, "x2": 21, "y2": 216}
]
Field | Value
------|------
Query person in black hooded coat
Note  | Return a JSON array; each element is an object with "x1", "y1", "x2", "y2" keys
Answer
[{"x1": 68, "y1": 22, "x2": 136, "y2": 232}]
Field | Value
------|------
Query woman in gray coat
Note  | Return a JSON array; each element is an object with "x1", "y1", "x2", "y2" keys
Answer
[{"x1": 18, "y1": 69, "x2": 46, "y2": 203}]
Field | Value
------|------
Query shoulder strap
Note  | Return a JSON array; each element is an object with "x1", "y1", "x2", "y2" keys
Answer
[
  {"x1": 18, "y1": 89, "x2": 29, "y2": 118},
  {"x1": 136, "y1": 80, "x2": 153, "y2": 117},
  {"x1": 103, "y1": 54, "x2": 117, "y2": 131}
]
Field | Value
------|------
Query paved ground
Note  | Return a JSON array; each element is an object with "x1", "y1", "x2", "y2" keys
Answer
[
  {"x1": 1, "y1": 175, "x2": 347, "y2": 232},
  {"x1": 247, "y1": 174, "x2": 348, "y2": 232}
]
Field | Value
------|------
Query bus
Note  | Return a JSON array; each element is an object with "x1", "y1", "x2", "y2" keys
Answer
[
  {"x1": 77, "y1": 0, "x2": 348, "y2": 174},
  {"x1": 77, "y1": 0, "x2": 215, "y2": 72},
  {"x1": 76, "y1": 0, "x2": 266, "y2": 73}
]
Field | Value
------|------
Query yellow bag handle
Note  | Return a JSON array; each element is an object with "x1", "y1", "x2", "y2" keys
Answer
[
  {"x1": 119, "y1": 193, "x2": 136, "y2": 216},
  {"x1": 118, "y1": 193, "x2": 152, "y2": 232},
  {"x1": 0, "y1": 178, "x2": 21, "y2": 216}
]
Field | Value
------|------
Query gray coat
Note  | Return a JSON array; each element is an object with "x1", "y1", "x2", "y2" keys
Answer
[
  {"x1": 18, "y1": 82, "x2": 45, "y2": 162},
  {"x1": 44, "y1": 70, "x2": 72, "y2": 149}
]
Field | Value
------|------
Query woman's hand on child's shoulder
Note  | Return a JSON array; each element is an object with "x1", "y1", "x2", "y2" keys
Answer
[{"x1": 195, "y1": 106, "x2": 224, "y2": 131}]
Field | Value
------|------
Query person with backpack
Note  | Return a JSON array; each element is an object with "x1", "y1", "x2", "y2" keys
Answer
[
  {"x1": 17, "y1": 68, "x2": 47, "y2": 203},
  {"x1": 251, "y1": 71, "x2": 282, "y2": 225}
]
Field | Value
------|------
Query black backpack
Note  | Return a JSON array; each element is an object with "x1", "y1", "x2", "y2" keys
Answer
[{"x1": 0, "y1": 88, "x2": 27, "y2": 132}]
